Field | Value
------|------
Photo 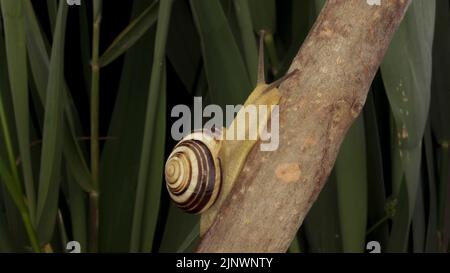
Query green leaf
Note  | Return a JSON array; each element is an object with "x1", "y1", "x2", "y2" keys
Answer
[
  {"x1": 248, "y1": 0, "x2": 276, "y2": 33},
  {"x1": 381, "y1": 0, "x2": 435, "y2": 152},
  {"x1": 130, "y1": 0, "x2": 173, "y2": 252},
  {"x1": 388, "y1": 120, "x2": 423, "y2": 252},
  {"x1": 335, "y1": 115, "x2": 368, "y2": 253},
  {"x1": 0, "y1": 156, "x2": 40, "y2": 252},
  {"x1": 176, "y1": 222, "x2": 199, "y2": 253},
  {"x1": 363, "y1": 90, "x2": 389, "y2": 245},
  {"x1": 140, "y1": 62, "x2": 166, "y2": 252},
  {"x1": 288, "y1": 235, "x2": 302, "y2": 253},
  {"x1": 35, "y1": 1, "x2": 68, "y2": 241},
  {"x1": 0, "y1": 185, "x2": 28, "y2": 250},
  {"x1": 386, "y1": 178, "x2": 411, "y2": 252},
  {"x1": 436, "y1": 146, "x2": 450, "y2": 249},
  {"x1": 46, "y1": 0, "x2": 57, "y2": 35},
  {"x1": 278, "y1": 0, "x2": 316, "y2": 76},
  {"x1": 190, "y1": 0, "x2": 251, "y2": 108},
  {"x1": 431, "y1": 0, "x2": 450, "y2": 145},
  {"x1": 431, "y1": 0, "x2": 450, "y2": 248},
  {"x1": 99, "y1": 1, "x2": 159, "y2": 67},
  {"x1": 303, "y1": 172, "x2": 342, "y2": 252},
  {"x1": 1, "y1": 0, "x2": 36, "y2": 222},
  {"x1": 412, "y1": 175, "x2": 426, "y2": 252},
  {"x1": 0, "y1": 208, "x2": 13, "y2": 252},
  {"x1": 24, "y1": 1, "x2": 93, "y2": 193},
  {"x1": 314, "y1": 0, "x2": 326, "y2": 15},
  {"x1": 78, "y1": 2, "x2": 91, "y2": 92},
  {"x1": 66, "y1": 166, "x2": 87, "y2": 250},
  {"x1": 381, "y1": 0, "x2": 436, "y2": 251},
  {"x1": 233, "y1": 0, "x2": 257, "y2": 85},
  {"x1": 0, "y1": 157, "x2": 25, "y2": 214},
  {"x1": 166, "y1": 0, "x2": 201, "y2": 93},
  {"x1": 0, "y1": 54, "x2": 21, "y2": 198},
  {"x1": 0, "y1": 22, "x2": 28, "y2": 251},
  {"x1": 159, "y1": 204, "x2": 199, "y2": 253},
  {"x1": 424, "y1": 121, "x2": 438, "y2": 252},
  {"x1": 99, "y1": 0, "x2": 157, "y2": 252}
]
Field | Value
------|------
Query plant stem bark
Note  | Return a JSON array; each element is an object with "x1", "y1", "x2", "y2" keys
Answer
[
  {"x1": 197, "y1": 0, "x2": 412, "y2": 253},
  {"x1": 89, "y1": 1, "x2": 102, "y2": 253}
]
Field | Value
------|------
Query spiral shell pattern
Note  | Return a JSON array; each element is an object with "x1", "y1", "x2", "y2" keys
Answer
[{"x1": 165, "y1": 131, "x2": 222, "y2": 214}]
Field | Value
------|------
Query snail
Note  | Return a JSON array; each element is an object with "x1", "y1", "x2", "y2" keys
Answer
[
  {"x1": 164, "y1": 31, "x2": 298, "y2": 235},
  {"x1": 164, "y1": 129, "x2": 222, "y2": 214}
]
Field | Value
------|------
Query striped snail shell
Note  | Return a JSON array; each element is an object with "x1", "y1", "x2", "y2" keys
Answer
[{"x1": 165, "y1": 129, "x2": 222, "y2": 214}]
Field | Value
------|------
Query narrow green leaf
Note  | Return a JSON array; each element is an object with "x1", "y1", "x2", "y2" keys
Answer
[
  {"x1": 61, "y1": 129, "x2": 93, "y2": 192},
  {"x1": 0, "y1": 184, "x2": 28, "y2": 250},
  {"x1": 381, "y1": 0, "x2": 435, "y2": 152},
  {"x1": 24, "y1": 1, "x2": 93, "y2": 193},
  {"x1": 78, "y1": 2, "x2": 91, "y2": 92},
  {"x1": 159, "y1": 204, "x2": 199, "y2": 253},
  {"x1": 381, "y1": 0, "x2": 435, "y2": 251},
  {"x1": 386, "y1": 178, "x2": 411, "y2": 252},
  {"x1": 140, "y1": 63, "x2": 166, "y2": 252},
  {"x1": 389, "y1": 122, "x2": 423, "y2": 252},
  {"x1": 0, "y1": 157, "x2": 40, "y2": 252},
  {"x1": 66, "y1": 166, "x2": 87, "y2": 250},
  {"x1": 431, "y1": 0, "x2": 450, "y2": 146},
  {"x1": 1, "y1": 0, "x2": 36, "y2": 221},
  {"x1": 56, "y1": 210, "x2": 68, "y2": 251},
  {"x1": 0, "y1": 208, "x2": 13, "y2": 252},
  {"x1": 335, "y1": 115, "x2": 368, "y2": 252},
  {"x1": 46, "y1": 0, "x2": 57, "y2": 34},
  {"x1": 436, "y1": 146, "x2": 450, "y2": 250},
  {"x1": 0, "y1": 22, "x2": 28, "y2": 251},
  {"x1": 166, "y1": 0, "x2": 201, "y2": 93},
  {"x1": 248, "y1": 0, "x2": 276, "y2": 34},
  {"x1": 192, "y1": 67, "x2": 212, "y2": 106},
  {"x1": 0, "y1": 70, "x2": 21, "y2": 194},
  {"x1": 233, "y1": 0, "x2": 257, "y2": 85},
  {"x1": 0, "y1": 157, "x2": 25, "y2": 214},
  {"x1": 278, "y1": 0, "x2": 316, "y2": 76},
  {"x1": 130, "y1": 0, "x2": 173, "y2": 252},
  {"x1": 288, "y1": 236, "x2": 301, "y2": 253},
  {"x1": 25, "y1": 1, "x2": 51, "y2": 101},
  {"x1": 36, "y1": 1, "x2": 68, "y2": 236},
  {"x1": 303, "y1": 172, "x2": 342, "y2": 252},
  {"x1": 314, "y1": 0, "x2": 326, "y2": 14},
  {"x1": 424, "y1": 121, "x2": 438, "y2": 252},
  {"x1": 99, "y1": 1, "x2": 159, "y2": 67},
  {"x1": 363, "y1": 90, "x2": 389, "y2": 245},
  {"x1": 176, "y1": 222, "x2": 199, "y2": 253},
  {"x1": 412, "y1": 176, "x2": 426, "y2": 252},
  {"x1": 0, "y1": 86, "x2": 33, "y2": 248},
  {"x1": 99, "y1": 0, "x2": 156, "y2": 252},
  {"x1": 190, "y1": 0, "x2": 251, "y2": 108},
  {"x1": 431, "y1": 0, "x2": 450, "y2": 249}
]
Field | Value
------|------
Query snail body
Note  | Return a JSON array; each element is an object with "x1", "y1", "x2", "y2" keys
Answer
[
  {"x1": 164, "y1": 84, "x2": 281, "y2": 217},
  {"x1": 200, "y1": 83, "x2": 284, "y2": 234},
  {"x1": 164, "y1": 32, "x2": 298, "y2": 235}
]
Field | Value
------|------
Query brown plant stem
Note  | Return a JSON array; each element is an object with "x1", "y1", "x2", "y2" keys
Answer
[
  {"x1": 197, "y1": 0, "x2": 412, "y2": 253},
  {"x1": 89, "y1": 0, "x2": 102, "y2": 253}
]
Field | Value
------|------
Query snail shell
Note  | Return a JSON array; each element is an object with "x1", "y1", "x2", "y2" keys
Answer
[{"x1": 165, "y1": 129, "x2": 222, "y2": 214}]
